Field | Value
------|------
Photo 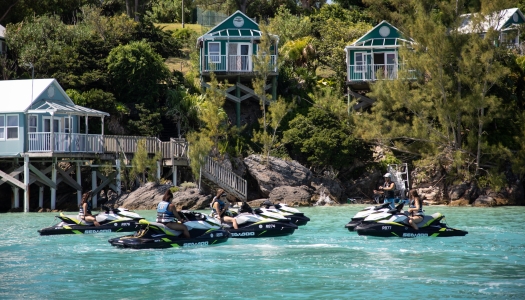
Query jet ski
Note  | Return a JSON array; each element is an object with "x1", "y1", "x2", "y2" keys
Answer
[
  {"x1": 345, "y1": 202, "x2": 392, "y2": 231},
  {"x1": 259, "y1": 200, "x2": 310, "y2": 226},
  {"x1": 216, "y1": 202, "x2": 298, "y2": 238},
  {"x1": 108, "y1": 210, "x2": 230, "y2": 249},
  {"x1": 355, "y1": 209, "x2": 468, "y2": 238},
  {"x1": 38, "y1": 207, "x2": 143, "y2": 235}
]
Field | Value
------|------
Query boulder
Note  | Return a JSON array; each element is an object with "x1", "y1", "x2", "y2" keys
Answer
[
  {"x1": 244, "y1": 154, "x2": 312, "y2": 197},
  {"x1": 172, "y1": 188, "x2": 212, "y2": 210},
  {"x1": 448, "y1": 184, "x2": 468, "y2": 200},
  {"x1": 342, "y1": 169, "x2": 383, "y2": 200},
  {"x1": 268, "y1": 185, "x2": 313, "y2": 206},
  {"x1": 111, "y1": 183, "x2": 212, "y2": 210},
  {"x1": 311, "y1": 176, "x2": 344, "y2": 202},
  {"x1": 449, "y1": 199, "x2": 470, "y2": 206},
  {"x1": 472, "y1": 195, "x2": 496, "y2": 207}
]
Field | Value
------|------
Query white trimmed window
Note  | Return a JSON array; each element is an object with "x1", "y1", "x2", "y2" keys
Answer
[
  {"x1": 0, "y1": 115, "x2": 5, "y2": 140},
  {"x1": 355, "y1": 52, "x2": 365, "y2": 73},
  {"x1": 209, "y1": 42, "x2": 220, "y2": 63},
  {"x1": 29, "y1": 115, "x2": 37, "y2": 140},
  {"x1": 64, "y1": 116, "x2": 72, "y2": 133},
  {"x1": 7, "y1": 115, "x2": 19, "y2": 140}
]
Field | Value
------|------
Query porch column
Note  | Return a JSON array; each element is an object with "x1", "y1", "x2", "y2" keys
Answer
[
  {"x1": 116, "y1": 159, "x2": 121, "y2": 195},
  {"x1": 101, "y1": 116, "x2": 104, "y2": 135},
  {"x1": 50, "y1": 112, "x2": 55, "y2": 152},
  {"x1": 50, "y1": 157, "x2": 57, "y2": 209},
  {"x1": 85, "y1": 114, "x2": 88, "y2": 134},
  {"x1": 172, "y1": 165, "x2": 177, "y2": 186},
  {"x1": 91, "y1": 168, "x2": 97, "y2": 207},
  {"x1": 23, "y1": 155, "x2": 29, "y2": 212},
  {"x1": 156, "y1": 161, "x2": 161, "y2": 181},
  {"x1": 76, "y1": 162, "x2": 82, "y2": 205},
  {"x1": 236, "y1": 77, "x2": 241, "y2": 127},
  {"x1": 39, "y1": 186, "x2": 44, "y2": 208}
]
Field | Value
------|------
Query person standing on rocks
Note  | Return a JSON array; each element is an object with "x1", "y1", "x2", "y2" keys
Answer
[
  {"x1": 211, "y1": 189, "x2": 238, "y2": 229},
  {"x1": 79, "y1": 191, "x2": 100, "y2": 227},
  {"x1": 156, "y1": 189, "x2": 190, "y2": 238}
]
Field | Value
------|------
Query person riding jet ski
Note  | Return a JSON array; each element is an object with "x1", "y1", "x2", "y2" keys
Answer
[
  {"x1": 211, "y1": 189, "x2": 239, "y2": 229},
  {"x1": 109, "y1": 211, "x2": 230, "y2": 249},
  {"x1": 156, "y1": 189, "x2": 190, "y2": 238},
  {"x1": 79, "y1": 191, "x2": 100, "y2": 226}
]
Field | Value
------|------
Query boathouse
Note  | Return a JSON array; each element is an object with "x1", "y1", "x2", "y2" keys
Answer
[
  {"x1": 0, "y1": 79, "x2": 110, "y2": 212},
  {"x1": 197, "y1": 10, "x2": 279, "y2": 127},
  {"x1": 0, "y1": 79, "x2": 247, "y2": 212}
]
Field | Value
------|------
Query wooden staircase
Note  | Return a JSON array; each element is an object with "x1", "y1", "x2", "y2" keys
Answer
[{"x1": 201, "y1": 156, "x2": 247, "y2": 201}]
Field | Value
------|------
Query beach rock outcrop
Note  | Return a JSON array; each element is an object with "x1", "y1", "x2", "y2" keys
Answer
[
  {"x1": 268, "y1": 185, "x2": 313, "y2": 206},
  {"x1": 244, "y1": 154, "x2": 312, "y2": 197}
]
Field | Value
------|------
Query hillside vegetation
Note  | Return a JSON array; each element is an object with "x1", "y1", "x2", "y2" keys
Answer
[{"x1": 1, "y1": 0, "x2": 525, "y2": 197}]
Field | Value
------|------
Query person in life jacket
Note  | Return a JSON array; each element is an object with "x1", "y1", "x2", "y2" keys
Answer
[
  {"x1": 373, "y1": 173, "x2": 396, "y2": 208},
  {"x1": 79, "y1": 191, "x2": 100, "y2": 226},
  {"x1": 407, "y1": 189, "x2": 424, "y2": 230},
  {"x1": 211, "y1": 189, "x2": 238, "y2": 229},
  {"x1": 156, "y1": 189, "x2": 190, "y2": 238}
]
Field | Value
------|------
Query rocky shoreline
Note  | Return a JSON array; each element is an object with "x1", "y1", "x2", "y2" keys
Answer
[{"x1": 22, "y1": 154, "x2": 523, "y2": 213}]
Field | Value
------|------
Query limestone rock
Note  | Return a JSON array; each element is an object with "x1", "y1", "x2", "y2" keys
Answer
[
  {"x1": 114, "y1": 182, "x2": 171, "y2": 210},
  {"x1": 311, "y1": 176, "x2": 344, "y2": 202},
  {"x1": 472, "y1": 195, "x2": 496, "y2": 207},
  {"x1": 268, "y1": 185, "x2": 313, "y2": 206},
  {"x1": 172, "y1": 188, "x2": 212, "y2": 210},
  {"x1": 244, "y1": 154, "x2": 312, "y2": 197},
  {"x1": 448, "y1": 184, "x2": 468, "y2": 200}
]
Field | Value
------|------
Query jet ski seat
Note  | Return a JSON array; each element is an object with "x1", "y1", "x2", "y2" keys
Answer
[{"x1": 138, "y1": 219, "x2": 182, "y2": 236}]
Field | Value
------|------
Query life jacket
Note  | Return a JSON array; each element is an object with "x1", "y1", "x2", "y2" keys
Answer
[
  {"x1": 384, "y1": 181, "x2": 396, "y2": 199},
  {"x1": 410, "y1": 198, "x2": 424, "y2": 216},
  {"x1": 156, "y1": 200, "x2": 175, "y2": 223},
  {"x1": 210, "y1": 197, "x2": 225, "y2": 216},
  {"x1": 79, "y1": 202, "x2": 92, "y2": 218}
]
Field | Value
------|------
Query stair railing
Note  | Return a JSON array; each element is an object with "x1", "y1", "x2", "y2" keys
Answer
[{"x1": 202, "y1": 156, "x2": 247, "y2": 201}]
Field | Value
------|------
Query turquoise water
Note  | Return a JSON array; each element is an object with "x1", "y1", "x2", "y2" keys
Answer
[{"x1": 1, "y1": 205, "x2": 524, "y2": 299}]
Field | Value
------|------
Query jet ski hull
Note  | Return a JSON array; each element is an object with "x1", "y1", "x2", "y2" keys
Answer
[
  {"x1": 38, "y1": 220, "x2": 141, "y2": 235},
  {"x1": 288, "y1": 214, "x2": 310, "y2": 226},
  {"x1": 108, "y1": 229, "x2": 230, "y2": 249},
  {"x1": 345, "y1": 220, "x2": 362, "y2": 231},
  {"x1": 355, "y1": 223, "x2": 468, "y2": 238},
  {"x1": 228, "y1": 222, "x2": 298, "y2": 238}
]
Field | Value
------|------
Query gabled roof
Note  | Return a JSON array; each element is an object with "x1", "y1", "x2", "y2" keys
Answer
[
  {"x1": 348, "y1": 20, "x2": 414, "y2": 48},
  {"x1": 458, "y1": 8, "x2": 525, "y2": 33},
  {"x1": 0, "y1": 78, "x2": 109, "y2": 116},
  {"x1": 197, "y1": 10, "x2": 277, "y2": 41},
  {"x1": 0, "y1": 24, "x2": 5, "y2": 39}
]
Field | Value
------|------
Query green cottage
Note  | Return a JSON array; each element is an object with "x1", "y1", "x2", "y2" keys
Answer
[
  {"x1": 345, "y1": 21, "x2": 415, "y2": 109},
  {"x1": 197, "y1": 11, "x2": 279, "y2": 127}
]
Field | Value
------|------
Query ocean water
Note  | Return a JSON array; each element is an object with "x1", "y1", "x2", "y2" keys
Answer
[{"x1": 0, "y1": 205, "x2": 524, "y2": 300}]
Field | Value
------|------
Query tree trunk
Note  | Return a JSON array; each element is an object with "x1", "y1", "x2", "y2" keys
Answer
[
  {"x1": 134, "y1": 0, "x2": 139, "y2": 22},
  {"x1": 125, "y1": 0, "x2": 130, "y2": 18}
]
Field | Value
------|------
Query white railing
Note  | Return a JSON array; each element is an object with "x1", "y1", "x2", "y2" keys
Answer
[
  {"x1": 347, "y1": 64, "x2": 416, "y2": 82},
  {"x1": 171, "y1": 138, "x2": 188, "y2": 159},
  {"x1": 202, "y1": 156, "x2": 247, "y2": 201},
  {"x1": 202, "y1": 55, "x2": 277, "y2": 72},
  {"x1": 28, "y1": 132, "x2": 103, "y2": 153}
]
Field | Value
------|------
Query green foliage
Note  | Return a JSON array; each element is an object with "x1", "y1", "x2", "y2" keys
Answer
[
  {"x1": 145, "y1": 0, "x2": 194, "y2": 23},
  {"x1": 477, "y1": 172, "x2": 506, "y2": 192},
  {"x1": 170, "y1": 186, "x2": 180, "y2": 193},
  {"x1": 180, "y1": 181, "x2": 197, "y2": 190},
  {"x1": 266, "y1": 6, "x2": 312, "y2": 45},
  {"x1": 128, "y1": 103, "x2": 163, "y2": 137},
  {"x1": 130, "y1": 139, "x2": 162, "y2": 185},
  {"x1": 107, "y1": 40, "x2": 170, "y2": 108}
]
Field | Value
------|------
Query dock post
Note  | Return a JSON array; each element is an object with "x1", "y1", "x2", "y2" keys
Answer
[
  {"x1": 76, "y1": 162, "x2": 82, "y2": 205},
  {"x1": 172, "y1": 165, "x2": 177, "y2": 186},
  {"x1": 51, "y1": 157, "x2": 57, "y2": 209},
  {"x1": 91, "y1": 168, "x2": 97, "y2": 207},
  {"x1": 116, "y1": 159, "x2": 121, "y2": 195},
  {"x1": 39, "y1": 186, "x2": 44, "y2": 208},
  {"x1": 157, "y1": 161, "x2": 161, "y2": 181},
  {"x1": 13, "y1": 185, "x2": 19, "y2": 208},
  {"x1": 23, "y1": 155, "x2": 29, "y2": 212}
]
